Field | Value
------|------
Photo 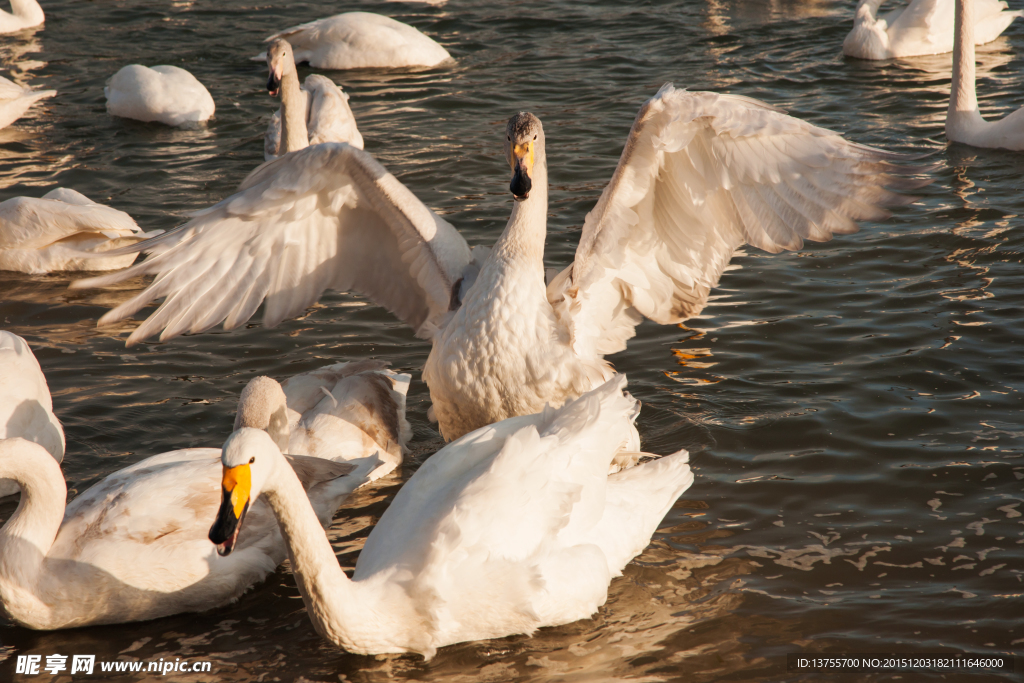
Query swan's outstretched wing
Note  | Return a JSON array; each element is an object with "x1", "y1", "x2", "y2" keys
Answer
[
  {"x1": 73, "y1": 143, "x2": 473, "y2": 346},
  {"x1": 548, "y1": 84, "x2": 928, "y2": 359}
]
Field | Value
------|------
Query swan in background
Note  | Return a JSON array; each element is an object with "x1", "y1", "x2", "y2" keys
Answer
[
  {"x1": 253, "y1": 12, "x2": 450, "y2": 70},
  {"x1": 0, "y1": 331, "x2": 63, "y2": 498},
  {"x1": 76, "y1": 84, "x2": 927, "y2": 441},
  {"x1": 0, "y1": 188, "x2": 158, "y2": 274},
  {"x1": 234, "y1": 360, "x2": 411, "y2": 480},
  {"x1": 0, "y1": 73, "x2": 53, "y2": 129},
  {"x1": 264, "y1": 39, "x2": 363, "y2": 161},
  {"x1": 105, "y1": 64, "x2": 215, "y2": 127},
  {"x1": 0, "y1": 357, "x2": 410, "y2": 630},
  {"x1": 843, "y1": 0, "x2": 1022, "y2": 60},
  {"x1": 0, "y1": 0, "x2": 43, "y2": 34},
  {"x1": 946, "y1": 0, "x2": 1024, "y2": 149},
  {"x1": 211, "y1": 376, "x2": 693, "y2": 658}
]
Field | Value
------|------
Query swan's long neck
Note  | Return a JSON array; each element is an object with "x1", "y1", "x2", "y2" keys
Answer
[
  {"x1": 493, "y1": 156, "x2": 549, "y2": 267},
  {"x1": 0, "y1": 440, "x2": 64, "y2": 591},
  {"x1": 950, "y1": 0, "x2": 980, "y2": 117},
  {"x1": 9, "y1": 0, "x2": 44, "y2": 24},
  {"x1": 280, "y1": 69, "x2": 309, "y2": 154}
]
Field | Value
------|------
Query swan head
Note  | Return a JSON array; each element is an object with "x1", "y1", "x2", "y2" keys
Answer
[
  {"x1": 209, "y1": 428, "x2": 279, "y2": 556},
  {"x1": 266, "y1": 39, "x2": 296, "y2": 97},
  {"x1": 234, "y1": 375, "x2": 290, "y2": 451},
  {"x1": 505, "y1": 112, "x2": 545, "y2": 201}
]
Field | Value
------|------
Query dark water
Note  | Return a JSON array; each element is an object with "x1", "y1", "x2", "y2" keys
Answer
[{"x1": 2, "y1": 0, "x2": 1023, "y2": 680}]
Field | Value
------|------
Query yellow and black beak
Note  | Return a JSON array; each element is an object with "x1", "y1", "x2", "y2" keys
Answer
[
  {"x1": 510, "y1": 141, "x2": 534, "y2": 200},
  {"x1": 209, "y1": 463, "x2": 251, "y2": 557}
]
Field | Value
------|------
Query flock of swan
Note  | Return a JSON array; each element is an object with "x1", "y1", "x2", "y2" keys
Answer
[{"x1": 0, "y1": 0, "x2": 1020, "y2": 661}]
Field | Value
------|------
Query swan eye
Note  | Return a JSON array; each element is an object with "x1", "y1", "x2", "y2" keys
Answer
[
  {"x1": 533, "y1": 135, "x2": 537, "y2": 141},
  {"x1": 507, "y1": 135, "x2": 510, "y2": 141},
  {"x1": 249, "y1": 457, "x2": 255, "y2": 464}
]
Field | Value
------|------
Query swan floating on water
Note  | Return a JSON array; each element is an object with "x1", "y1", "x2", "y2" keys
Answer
[
  {"x1": 105, "y1": 64, "x2": 215, "y2": 127},
  {"x1": 75, "y1": 84, "x2": 927, "y2": 440},
  {"x1": 0, "y1": 332, "x2": 63, "y2": 499},
  {"x1": 210, "y1": 375, "x2": 693, "y2": 658},
  {"x1": 0, "y1": 188, "x2": 157, "y2": 274},
  {"x1": 946, "y1": 0, "x2": 1024, "y2": 149},
  {"x1": 843, "y1": 0, "x2": 1022, "y2": 60},
  {"x1": 0, "y1": 0, "x2": 43, "y2": 34},
  {"x1": 254, "y1": 12, "x2": 450, "y2": 70},
  {"x1": 264, "y1": 39, "x2": 363, "y2": 161},
  {"x1": 0, "y1": 72, "x2": 53, "y2": 129},
  {"x1": 0, "y1": 361, "x2": 407, "y2": 630}
]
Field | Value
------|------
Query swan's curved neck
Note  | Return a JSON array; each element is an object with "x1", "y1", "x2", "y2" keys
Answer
[
  {"x1": 280, "y1": 69, "x2": 309, "y2": 154},
  {"x1": 495, "y1": 156, "x2": 548, "y2": 265},
  {"x1": 0, "y1": 442, "x2": 64, "y2": 588},
  {"x1": 950, "y1": 0, "x2": 979, "y2": 117},
  {"x1": 8, "y1": 0, "x2": 44, "y2": 23}
]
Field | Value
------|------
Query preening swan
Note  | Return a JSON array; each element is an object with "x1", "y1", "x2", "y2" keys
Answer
[
  {"x1": 0, "y1": 73, "x2": 53, "y2": 130},
  {"x1": 0, "y1": 332, "x2": 63, "y2": 499},
  {"x1": 0, "y1": 187, "x2": 156, "y2": 274},
  {"x1": 254, "y1": 12, "x2": 450, "y2": 70},
  {"x1": 105, "y1": 64, "x2": 215, "y2": 127},
  {"x1": 946, "y1": 0, "x2": 1024, "y2": 149},
  {"x1": 210, "y1": 376, "x2": 693, "y2": 658},
  {"x1": 843, "y1": 0, "x2": 1022, "y2": 60},
  {"x1": 264, "y1": 39, "x2": 363, "y2": 161},
  {"x1": 75, "y1": 84, "x2": 926, "y2": 440},
  {"x1": 0, "y1": 0, "x2": 43, "y2": 34},
  {"x1": 0, "y1": 359, "x2": 408, "y2": 630}
]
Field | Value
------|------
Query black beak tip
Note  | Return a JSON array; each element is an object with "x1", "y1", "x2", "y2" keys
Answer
[{"x1": 267, "y1": 74, "x2": 280, "y2": 97}]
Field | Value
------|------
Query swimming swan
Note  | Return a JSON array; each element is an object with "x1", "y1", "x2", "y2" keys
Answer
[
  {"x1": 0, "y1": 73, "x2": 53, "y2": 129},
  {"x1": 0, "y1": 188, "x2": 156, "y2": 274},
  {"x1": 210, "y1": 375, "x2": 693, "y2": 658},
  {"x1": 0, "y1": 359, "x2": 408, "y2": 629},
  {"x1": 264, "y1": 39, "x2": 363, "y2": 161},
  {"x1": 946, "y1": 0, "x2": 1024, "y2": 149},
  {"x1": 843, "y1": 0, "x2": 1022, "y2": 60},
  {"x1": 105, "y1": 64, "x2": 215, "y2": 127},
  {"x1": 0, "y1": 0, "x2": 43, "y2": 34},
  {"x1": 75, "y1": 84, "x2": 926, "y2": 440},
  {"x1": 0, "y1": 331, "x2": 63, "y2": 498},
  {"x1": 253, "y1": 12, "x2": 450, "y2": 70}
]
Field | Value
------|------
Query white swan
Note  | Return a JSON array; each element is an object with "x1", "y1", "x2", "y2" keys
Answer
[
  {"x1": 105, "y1": 64, "x2": 215, "y2": 127},
  {"x1": 946, "y1": 0, "x2": 1024, "y2": 149},
  {"x1": 253, "y1": 12, "x2": 450, "y2": 70},
  {"x1": 264, "y1": 39, "x2": 363, "y2": 161},
  {"x1": 0, "y1": 73, "x2": 53, "y2": 130},
  {"x1": 0, "y1": 358, "x2": 409, "y2": 630},
  {"x1": 843, "y1": 0, "x2": 1022, "y2": 60},
  {"x1": 0, "y1": 331, "x2": 63, "y2": 498},
  {"x1": 75, "y1": 84, "x2": 925, "y2": 440},
  {"x1": 0, "y1": 188, "x2": 158, "y2": 274},
  {"x1": 210, "y1": 375, "x2": 693, "y2": 658},
  {"x1": 0, "y1": 0, "x2": 43, "y2": 34}
]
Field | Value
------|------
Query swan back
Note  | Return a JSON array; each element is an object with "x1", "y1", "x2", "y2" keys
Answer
[
  {"x1": 0, "y1": 0, "x2": 44, "y2": 34},
  {"x1": 105, "y1": 64, "x2": 215, "y2": 127},
  {"x1": 0, "y1": 73, "x2": 54, "y2": 129}
]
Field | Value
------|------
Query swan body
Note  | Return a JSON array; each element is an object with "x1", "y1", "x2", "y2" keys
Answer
[
  {"x1": 0, "y1": 188, "x2": 156, "y2": 274},
  {"x1": 0, "y1": 332, "x2": 63, "y2": 498},
  {"x1": 0, "y1": 0, "x2": 43, "y2": 34},
  {"x1": 0, "y1": 73, "x2": 53, "y2": 129},
  {"x1": 946, "y1": 0, "x2": 1024, "y2": 149},
  {"x1": 264, "y1": 39, "x2": 363, "y2": 161},
  {"x1": 76, "y1": 84, "x2": 925, "y2": 440},
  {"x1": 105, "y1": 65, "x2": 215, "y2": 127},
  {"x1": 255, "y1": 12, "x2": 450, "y2": 70},
  {"x1": 843, "y1": 0, "x2": 1022, "y2": 60},
  {"x1": 211, "y1": 376, "x2": 693, "y2": 658}
]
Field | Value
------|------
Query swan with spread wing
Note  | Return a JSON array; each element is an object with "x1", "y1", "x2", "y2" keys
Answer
[{"x1": 75, "y1": 84, "x2": 926, "y2": 440}]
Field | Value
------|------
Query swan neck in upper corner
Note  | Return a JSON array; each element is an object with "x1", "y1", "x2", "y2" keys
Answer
[
  {"x1": 949, "y1": 0, "x2": 980, "y2": 119},
  {"x1": 10, "y1": 0, "x2": 44, "y2": 24},
  {"x1": 280, "y1": 72, "x2": 309, "y2": 154},
  {"x1": 0, "y1": 440, "x2": 64, "y2": 589},
  {"x1": 494, "y1": 161, "x2": 548, "y2": 265}
]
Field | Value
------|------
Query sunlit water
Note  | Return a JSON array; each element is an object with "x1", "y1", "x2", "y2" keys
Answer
[{"x1": 1, "y1": 0, "x2": 1023, "y2": 680}]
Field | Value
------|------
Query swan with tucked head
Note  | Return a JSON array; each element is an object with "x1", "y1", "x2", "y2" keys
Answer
[{"x1": 0, "y1": 0, "x2": 44, "y2": 34}]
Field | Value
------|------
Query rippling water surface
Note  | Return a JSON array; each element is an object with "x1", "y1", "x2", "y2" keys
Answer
[{"x1": 2, "y1": 0, "x2": 1023, "y2": 680}]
